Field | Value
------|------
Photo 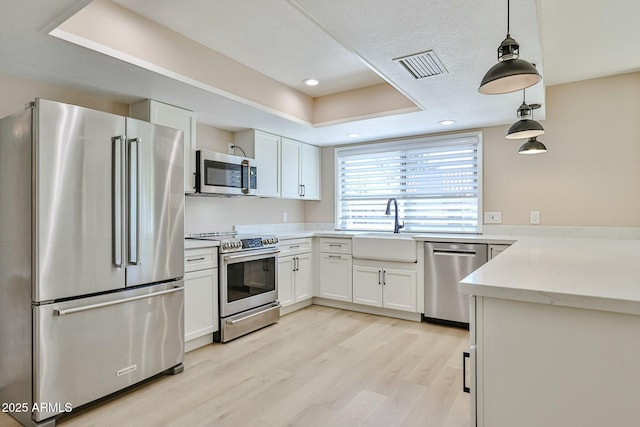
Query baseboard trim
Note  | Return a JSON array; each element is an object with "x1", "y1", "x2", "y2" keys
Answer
[
  {"x1": 280, "y1": 299, "x2": 313, "y2": 316},
  {"x1": 312, "y1": 298, "x2": 422, "y2": 322}
]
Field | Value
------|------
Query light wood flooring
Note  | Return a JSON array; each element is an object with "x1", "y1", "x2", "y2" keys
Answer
[{"x1": 1, "y1": 306, "x2": 470, "y2": 427}]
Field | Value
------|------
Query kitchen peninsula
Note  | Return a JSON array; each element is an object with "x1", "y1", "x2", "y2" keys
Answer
[{"x1": 460, "y1": 236, "x2": 640, "y2": 427}]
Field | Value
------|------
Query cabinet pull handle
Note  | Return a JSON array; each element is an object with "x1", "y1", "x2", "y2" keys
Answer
[
  {"x1": 382, "y1": 270, "x2": 386, "y2": 285},
  {"x1": 187, "y1": 257, "x2": 206, "y2": 262},
  {"x1": 327, "y1": 255, "x2": 341, "y2": 259},
  {"x1": 328, "y1": 244, "x2": 342, "y2": 247},
  {"x1": 378, "y1": 270, "x2": 382, "y2": 285},
  {"x1": 463, "y1": 351, "x2": 470, "y2": 393},
  {"x1": 289, "y1": 245, "x2": 300, "y2": 249}
]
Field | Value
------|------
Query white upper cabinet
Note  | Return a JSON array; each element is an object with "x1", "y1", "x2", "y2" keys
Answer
[
  {"x1": 300, "y1": 143, "x2": 320, "y2": 200},
  {"x1": 129, "y1": 99, "x2": 196, "y2": 194},
  {"x1": 281, "y1": 137, "x2": 320, "y2": 200},
  {"x1": 234, "y1": 129, "x2": 281, "y2": 198}
]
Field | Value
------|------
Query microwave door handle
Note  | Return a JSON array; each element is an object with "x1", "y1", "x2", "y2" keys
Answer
[
  {"x1": 128, "y1": 138, "x2": 142, "y2": 265},
  {"x1": 241, "y1": 159, "x2": 250, "y2": 194},
  {"x1": 112, "y1": 136, "x2": 125, "y2": 268}
]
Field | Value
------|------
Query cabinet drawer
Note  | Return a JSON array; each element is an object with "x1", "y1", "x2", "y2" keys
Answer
[
  {"x1": 320, "y1": 238, "x2": 352, "y2": 254},
  {"x1": 184, "y1": 247, "x2": 217, "y2": 272},
  {"x1": 279, "y1": 238, "x2": 311, "y2": 256}
]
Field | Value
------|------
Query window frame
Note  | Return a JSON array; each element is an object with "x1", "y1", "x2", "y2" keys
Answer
[{"x1": 334, "y1": 131, "x2": 483, "y2": 234}]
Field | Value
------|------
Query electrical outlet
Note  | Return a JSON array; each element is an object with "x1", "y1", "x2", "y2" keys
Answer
[
  {"x1": 484, "y1": 211, "x2": 502, "y2": 224},
  {"x1": 530, "y1": 211, "x2": 540, "y2": 225},
  {"x1": 228, "y1": 143, "x2": 235, "y2": 154},
  {"x1": 282, "y1": 212, "x2": 288, "y2": 223}
]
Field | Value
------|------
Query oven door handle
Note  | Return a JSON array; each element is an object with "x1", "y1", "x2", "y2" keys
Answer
[{"x1": 223, "y1": 249, "x2": 280, "y2": 262}]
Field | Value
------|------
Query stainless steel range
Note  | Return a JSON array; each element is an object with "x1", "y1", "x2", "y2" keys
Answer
[{"x1": 187, "y1": 232, "x2": 280, "y2": 342}]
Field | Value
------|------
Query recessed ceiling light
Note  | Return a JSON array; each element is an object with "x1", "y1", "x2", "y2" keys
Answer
[
  {"x1": 439, "y1": 120, "x2": 456, "y2": 126},
  {"x1": 346, "y1": 133, "x2": 360, "y2": 138},
  {"x1": 303, "y1": 78, "x2": 319, "y2": 86}
]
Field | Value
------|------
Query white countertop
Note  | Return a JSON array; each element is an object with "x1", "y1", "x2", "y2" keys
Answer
[
  {"x1": 185, "y1": 239, "x2": 220, "y2": 249},
  {"x1": 184, "y1": 229, "x2": 640, "y2": 315},
  {"x1": 460, "y1": 236, "x2": 640, "y2": 316}
]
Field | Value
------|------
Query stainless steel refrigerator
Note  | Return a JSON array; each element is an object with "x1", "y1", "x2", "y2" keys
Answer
[{"x1": 0, "y1": 99, "x2": 185, "y2": 426}]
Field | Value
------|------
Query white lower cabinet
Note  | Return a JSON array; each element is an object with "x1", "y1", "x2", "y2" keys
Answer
[
  {"x1": 318, "y1": 253, "x2": 352, "y2": 302},
  {"x1": 470, "y1": 295, "x2": 640, "y2": 427},
  {"x1": 352, "y1": 263, "x2": 417, "y2": 312},
  {"x1": 318, "y1": 238, "x2": 353, "y2": 302},
  {"x1": 278, "y1": 239, "x2": 313, "y2": 308},
  {"x1": 184, "y1": 246, "x2": 218, "y2": 351}
]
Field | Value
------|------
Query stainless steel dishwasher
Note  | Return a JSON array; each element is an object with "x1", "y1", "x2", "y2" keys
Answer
[{"x1": 424, "y1": 242, "x2": 487, "y2": 325}]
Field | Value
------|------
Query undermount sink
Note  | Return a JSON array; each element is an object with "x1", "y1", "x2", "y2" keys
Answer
[{"x1": 352, "y1": 232, "x2": 417, "y2": 262}]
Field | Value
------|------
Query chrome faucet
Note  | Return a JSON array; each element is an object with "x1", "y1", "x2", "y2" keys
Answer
[{"x1": 385, "y1": 198, "x2": 404, "y2": 233}]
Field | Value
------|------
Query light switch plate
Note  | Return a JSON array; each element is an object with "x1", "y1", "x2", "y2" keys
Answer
[
  {"x1": 530, "y1": 211, "x2": 540, "y2": 225},
  {"x1": 484, "y1": 211, "x2": 502, "y2": 224}
]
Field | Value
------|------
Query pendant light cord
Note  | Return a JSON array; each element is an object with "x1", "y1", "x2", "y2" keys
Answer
[{"x1": 506, "y1": 0, "x2": 510, "y2": 36}]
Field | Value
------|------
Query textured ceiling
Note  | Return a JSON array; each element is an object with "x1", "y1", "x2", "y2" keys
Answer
[{"x1": 1, "y1": 0, "x2": 639, "y2": 146}]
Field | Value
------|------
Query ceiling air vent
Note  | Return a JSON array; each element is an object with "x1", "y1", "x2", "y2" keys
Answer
[{"x1": 393, "y1": 50, "x2": 447, "y2": 80}]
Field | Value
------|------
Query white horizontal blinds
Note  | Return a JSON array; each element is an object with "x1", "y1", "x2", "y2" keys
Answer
[{"x1": 337, "y1": 135, "x2": 480, "y2": 233}]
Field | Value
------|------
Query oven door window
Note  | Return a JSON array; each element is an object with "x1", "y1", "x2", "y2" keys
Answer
[
  {"x1": 226, "y1": 257, "x2": 276, "y2": 302},
  {"x1": 204, "y1": 160, "x2": 242, "y2": 189}
]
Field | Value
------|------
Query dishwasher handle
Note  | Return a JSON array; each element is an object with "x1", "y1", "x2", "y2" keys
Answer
[{"x1": 433, "y1": 248, "x2": 481, "y2": 257}]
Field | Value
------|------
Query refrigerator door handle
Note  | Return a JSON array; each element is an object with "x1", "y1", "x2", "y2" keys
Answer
[
  {"x1": 112, "y1": 136, "x2": 125, "y2": 268},
  {"x1": 54, "y1": 286, "x2": 183, "y2": 316},
  {"x1": 128, "y1": 137, "x2": 141, "y2": 265}
]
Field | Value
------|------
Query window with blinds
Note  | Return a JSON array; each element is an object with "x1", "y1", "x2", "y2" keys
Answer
[{"x1": 335, "y1": 132, "x2": 482, "y2": 233}]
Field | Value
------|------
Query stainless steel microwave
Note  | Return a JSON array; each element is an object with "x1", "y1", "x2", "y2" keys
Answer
[{"x1": 195, "y1": 150, "x2": 257, "y2": 196}]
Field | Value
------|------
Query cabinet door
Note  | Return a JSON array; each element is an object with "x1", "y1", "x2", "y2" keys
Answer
[
  {"x1": 382, "y1": 267, "x2": 417, "y2": 312},
  {"x1": 254, "y1": 130, "x2": 281, "y2": 197},
  {"x1": 294, "y1": 253, "x2": 313, "y2": 302},
  {"x1": 278, "y1": 256, "x2": 295, "y2": 307},
  {"x1": 130, "y1": 99, "x2": 196, "y2": 194},
  {"x1": 318, "y1": 254, "x2": 352, "y2": 302},
  {"x1": 149, "y1": 102, "x2": 196, "y2": 194},
  {"x1": 280, "y1": 138, "x2": 301, "y2": 198},
  {"x1": 300, "y1": 143, "x2": 320, "y2": 200},
  {"x1": 184, "y1": 268, "x2": 218, "y2": 342},
  {"x1": 352, "y1": 265, "x2": 383, "y2": 307}
]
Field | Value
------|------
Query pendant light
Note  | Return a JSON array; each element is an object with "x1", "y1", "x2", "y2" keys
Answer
[
  {"x1": 518, "y1": 137, "x2": 547, "y2": 154},
  {"x1": 479, "y1": 0, "x2": 542, "y2": 94},
  {"x1": 506, "y1": 91, "x2": 545, "y2": 139}
]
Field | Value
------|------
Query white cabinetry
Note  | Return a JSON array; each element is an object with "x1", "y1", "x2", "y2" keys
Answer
[
  {"x1": 130, "y1": 99, "x2": 196, "y2": 194},
  {"x1": 352, "y1": 261, "x2": 417, "y2": 312},
  {"x1": 281, "y1": 138, "x2": 320, "y2": 200},
  {"x1": 234, "y1": 129, "x2": 281, "y2": 197},
  {"x1": 470, "y1": 295, "x2": 640, "y2": 427},
  {"x1": 318, "y1": 238, "x2": 352, "y2": 302},
  {"x1": 278, "y1": 239, "x2": 313, "y2": 310},
  {"x1": 488, "y1": 244, "x2": 510, "y2": 259},
  {"x1": 184, "y1": 246, "x2": 218, "y2": 352}
]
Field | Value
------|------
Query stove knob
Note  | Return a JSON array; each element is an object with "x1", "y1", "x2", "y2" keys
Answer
[{"x1": 222, "y1": 242, "x2": 229, "y2": 250}]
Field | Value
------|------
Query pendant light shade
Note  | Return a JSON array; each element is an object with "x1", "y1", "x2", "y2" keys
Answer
[
  {"x1": 479, "y1": 1, "x2": 541, "y2": 94},
  {"x1": 518, "y1": 137, "x2": 547, "y2": 154},
  {"x1": 506, "y1": 119, "x2": 544, "y2": 139},
  {"x1": 479, "y1": 58, "x2": 541, "y2": 95},
  {"x1": 506, "y1": 98, "x2": 545, "y2": 139}
]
